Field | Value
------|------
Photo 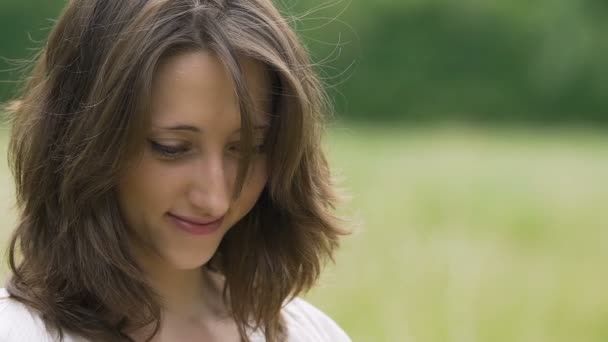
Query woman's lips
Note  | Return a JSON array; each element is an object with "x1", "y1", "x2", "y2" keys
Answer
[{"x1": 167, "y1": 213, "x2": 224, "y2": 235}]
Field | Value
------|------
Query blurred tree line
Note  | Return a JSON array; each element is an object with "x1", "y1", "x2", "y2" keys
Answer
[{"x1": 1, "y1": 0, "x2": 607, "y2": 124}]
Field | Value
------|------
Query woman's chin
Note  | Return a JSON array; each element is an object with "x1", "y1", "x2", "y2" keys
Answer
[{"x1": 163, "y1": 249, "x2": 219, "y2": 271}]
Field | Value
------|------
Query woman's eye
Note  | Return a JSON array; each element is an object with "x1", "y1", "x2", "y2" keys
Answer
[
  {"x1": 228, "y1": 142, "x2": 267, "y2": 155},
  {"x1": 147, "y1": 140, "x2": 190, "y2": 159},
  {"x1": 254, "y1": 143, "x2": 267, "y2": 153}
]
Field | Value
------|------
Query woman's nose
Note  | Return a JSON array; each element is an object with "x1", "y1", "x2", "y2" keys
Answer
[{"x1": 186, "y1": 154, "x2": 232, "y2": 219}]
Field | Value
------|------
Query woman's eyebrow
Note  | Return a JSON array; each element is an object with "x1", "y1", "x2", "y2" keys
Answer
[
  {"x1": 156, "y1": 124, "x2": 201, "y2": 132},
  {"x1": 152, "y1": 124, "x2": 270, "y2": 133},
  {"x1": 232, "y1": 124, "x2": 270, "y2": 133}
]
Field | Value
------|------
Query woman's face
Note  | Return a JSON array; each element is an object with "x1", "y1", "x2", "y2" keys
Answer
[{"x1": 117, "y1": 51, "x2": 271, "y2": 271}]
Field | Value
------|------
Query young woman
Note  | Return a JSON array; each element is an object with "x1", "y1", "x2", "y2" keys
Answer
[{"x1": 0, "y1": 0, "x2": 350, "y2": 341}]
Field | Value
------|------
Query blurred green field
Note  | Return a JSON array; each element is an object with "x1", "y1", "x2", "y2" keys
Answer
[{"x1": 2, "y1": 124, "x2": 608, "y2": 341}]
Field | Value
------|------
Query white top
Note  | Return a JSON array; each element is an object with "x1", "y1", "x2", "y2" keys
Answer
[{"x1": 0, "y1": 288, "x2": 350, "y2": 342}]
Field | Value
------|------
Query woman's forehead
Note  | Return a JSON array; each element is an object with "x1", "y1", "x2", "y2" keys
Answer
[{"x1": 149, "y1": 50, "x2": 272, "y2": 126}]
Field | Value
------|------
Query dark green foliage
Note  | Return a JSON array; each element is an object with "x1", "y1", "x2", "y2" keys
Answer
[
  {"x1": 0, "y1": 2, "x2": 63, "y2": 100},
  {"x1": 284, "y1": 0, "x2": 608, "y2": 124},
  {"x1": 2, "y1": 0, "x2": 608, "y2": 123}
]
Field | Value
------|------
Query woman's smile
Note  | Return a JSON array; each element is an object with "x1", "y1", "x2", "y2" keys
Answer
[{"x1": 167, "y1": 212, "x2": 225, "y2": 236}]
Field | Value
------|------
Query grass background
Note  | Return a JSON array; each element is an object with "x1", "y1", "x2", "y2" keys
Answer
[{"x1": 1, "y1": 123, "x2": 608, "y2": 341}]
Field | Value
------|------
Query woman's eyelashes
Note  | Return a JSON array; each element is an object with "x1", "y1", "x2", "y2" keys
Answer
[
  {"x1": 147, "y1": 139, "x2": 191, "y2": 159},
  {"x1": 147, "y1": 139, "x2": 267, "y2": 160},
  {"x1": 227, "y1": 141, "x2": 267, "y2": 155}
]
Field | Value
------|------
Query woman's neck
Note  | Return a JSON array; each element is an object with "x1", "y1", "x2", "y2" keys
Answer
[{"x1": 133, "y1": 246, "x2": 228, "y2": 321}]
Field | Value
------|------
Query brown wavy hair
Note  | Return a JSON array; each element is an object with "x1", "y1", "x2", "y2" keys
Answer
[{"x1": 4, "y1": 0, "x2": 348, "y2": 341}]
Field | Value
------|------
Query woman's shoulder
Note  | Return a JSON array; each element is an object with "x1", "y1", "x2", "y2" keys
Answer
[
  {"x1": 1, "y1": 288, "x2": 350, "y2": 342},
  {"x1": 281, "y1": 297, "x2": 351, "y2": 342},
  {"x1": 0, "y1": 288, "x2": 55, "y2": 341},
  {"x1": 0, "y1": 288, "x2": 84, "y2": 342}
]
